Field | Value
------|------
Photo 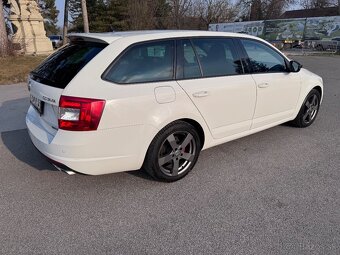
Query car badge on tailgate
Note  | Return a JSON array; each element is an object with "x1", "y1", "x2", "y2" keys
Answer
[{"x1": 42, "y1": 96, "x2": 56, "y2": 104}]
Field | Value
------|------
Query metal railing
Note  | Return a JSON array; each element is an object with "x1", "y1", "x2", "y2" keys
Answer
[{"x1": 283, "y1": 40, "x2": 340, "y2": 55}]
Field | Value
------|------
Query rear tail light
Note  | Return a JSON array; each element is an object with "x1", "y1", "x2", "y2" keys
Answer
[{"x1": 58, "y1": 96, "x2": 105, "y2": 131}]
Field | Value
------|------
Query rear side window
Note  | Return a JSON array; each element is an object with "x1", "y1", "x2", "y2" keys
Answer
[
  {"x1": 104, "y1": 40, "x2": 174, "y2": 84},
  {"x1": 176, "y1": 39, "x2": 202, "y2": 79},
  {"x1": 191, "y1": 38, "x2": 243, "y2": 77},
  {"x1": 31, "y1": 42, "x2": 106, "y2": 89}
]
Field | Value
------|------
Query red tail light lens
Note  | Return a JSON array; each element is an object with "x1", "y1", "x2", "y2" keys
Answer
[{"x1": 58, "y1": 96, "x2": 105, "y2": 131}]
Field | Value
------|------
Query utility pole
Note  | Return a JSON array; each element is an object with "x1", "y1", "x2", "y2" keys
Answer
[
  {"x1": 62, "y1": 0, "x2": 69, "y2": 45},
  {"x1": 338, "y1": 0, "x2": 340, "y2": 15},
  {"x1": 81, "y1": 0, "x2": 89, "y2": 33},
  {"x1": 0, "y1": 0, "x2": 9, "y2": 56}
]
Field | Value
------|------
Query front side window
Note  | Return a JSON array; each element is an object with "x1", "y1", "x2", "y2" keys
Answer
[
  {"x1": 240, "y1": 39, "x2": 287, "y2": 73},
  {"x1": 191, "y1": 38, "x2": 243, "y2": 77},
  {"x1": 104, "y1": 40, "x2": 174, "y2": 84}
]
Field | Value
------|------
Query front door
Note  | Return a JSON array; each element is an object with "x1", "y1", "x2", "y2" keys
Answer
[
  {"x1": 176, "y1": 38, "x2": 257, "y2": 139},
  {"x1": 239, "y1": 39, "x2": 301, "y2": 129}
]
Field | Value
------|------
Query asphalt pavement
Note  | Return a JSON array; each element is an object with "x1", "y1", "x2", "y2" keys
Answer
[{"x1": 0, "y1": 56, "x2": 339, "y2": 254}]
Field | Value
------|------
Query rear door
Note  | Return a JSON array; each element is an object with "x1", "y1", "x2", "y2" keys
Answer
[
  {"x1": 176, "y1": 38, "x2": 256, "y2": 139},
  {"x1": 29, "y1": 41, "x2": 107, "y2": 132}
]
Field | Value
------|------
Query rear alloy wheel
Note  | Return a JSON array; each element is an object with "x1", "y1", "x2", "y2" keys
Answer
[
  {"x1": 290, "y1": 89, "x2": 321, "y2": 128},
  {"x1": 143, "y1": 121, "x2": 201, "y2": 181}
]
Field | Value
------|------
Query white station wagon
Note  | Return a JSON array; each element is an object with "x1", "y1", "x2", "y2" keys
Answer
[{"x1": 26, "y1": 30, "x2": 323, "y2": 181}]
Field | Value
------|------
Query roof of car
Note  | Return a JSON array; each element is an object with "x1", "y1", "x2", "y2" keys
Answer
[{"x1": 67, "y1": 30, "x2": 256, "y2": 44}]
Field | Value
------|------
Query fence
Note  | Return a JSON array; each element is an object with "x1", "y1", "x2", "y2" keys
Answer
[{"x1": 282, "y1": 40, "x2": 340, "y2": 55}]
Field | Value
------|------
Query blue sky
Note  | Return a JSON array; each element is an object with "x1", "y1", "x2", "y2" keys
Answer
[{"x1": 56, "y1": 0, "x2": 64, "y2": 27}]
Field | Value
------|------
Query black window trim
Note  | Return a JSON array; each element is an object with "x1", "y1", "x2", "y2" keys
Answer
[
  {"x1": 101, "y1": 38, "x2": 177, "y2": 85},
  {"x1": 188, "y1": 38, "x2": 204, "y2": 78},
  {"x1": 175, "y1": 38, "x2": 203, "y2": 80},
  {"x1": 235, "y1": 37, "x2": 291, "y2": 74},
  {"x1": 101, "y1": 36, "x2": 257, "y2": 85}
]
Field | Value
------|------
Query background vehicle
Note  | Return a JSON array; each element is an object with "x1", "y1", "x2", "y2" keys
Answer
[
  {"x1": 48, "y1": 35, "x2": 63, "y2": 49},
  {"x1": 26, "y1": 31, "x2": 323, "y2": 181},
  {"x1": 313, "y1": 37, "x2": 340, "y2": 51}
]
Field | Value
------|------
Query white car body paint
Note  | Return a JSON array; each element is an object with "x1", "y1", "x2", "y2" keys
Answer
[{"x1": 26, "y1": 30, "x2": 323, "y2": 175}]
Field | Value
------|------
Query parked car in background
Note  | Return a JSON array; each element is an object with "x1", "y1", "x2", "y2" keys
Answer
[
  {"x1": 26, "y1": 31, "x2": 323, "y2": 181},
  {"x1": 48, "y1": 35, "x2": 63, "y2": 49},
  {"x1": 313, "y1": 38, "x2": 340, "y2": 51}
]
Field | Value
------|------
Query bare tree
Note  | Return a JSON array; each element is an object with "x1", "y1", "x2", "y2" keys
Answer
[
  {"x1": 63, "y1": 0, "x2": 69, "y2": 45},
  {"x1": 237, "y1": 0, "x2": 293, "y2": 21},
  {"x1": 300, "y1": 0, "x2": 337, "y2": 8},
  {"x1": 168, "y1": 0, "x2": 193, "y2": 29},
  {"x1": 81, "y1": 0, "x2": 89, "y2": 32},
  {"x1": 195, "y1": 0, "x2": 237, "y2": 29},
  {"x1": 127, "y1": 0, "x2": 156, "y2": 30},
  {"x1": 0, "y1": 0, "x2": 9, "y2": 56}
]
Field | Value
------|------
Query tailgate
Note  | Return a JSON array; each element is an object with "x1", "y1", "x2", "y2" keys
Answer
[
  {"x1": 27, "y1": 40, "x2": 108, "y2": 133},
  {"x1": 28, "y1": 78, "x2": 62, "y2": 132}
]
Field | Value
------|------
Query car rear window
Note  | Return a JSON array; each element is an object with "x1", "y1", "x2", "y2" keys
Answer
[{"x1": 31, "y1": 42, "x2": 107, "y2": 89}]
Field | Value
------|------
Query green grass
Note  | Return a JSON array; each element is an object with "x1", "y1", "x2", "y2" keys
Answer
[{"x1": 0, "y1": 55, "x2": 47, "y2": 85}]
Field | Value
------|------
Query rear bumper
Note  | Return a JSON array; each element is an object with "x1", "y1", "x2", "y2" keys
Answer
[{"x1": 26, "y1": 106, "x2": 155, "y2": 175}]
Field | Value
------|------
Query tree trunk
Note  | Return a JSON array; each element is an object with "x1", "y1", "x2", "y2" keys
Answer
[
  {"x1": 0, "y1": 0, "x2": 9, "y2": 57},
  {"x1": 81, "y1": 0, "x2": 89, "y2": 33},
  {"x1": 63, "y1": 0, "x2": 69, "y2": 45}
]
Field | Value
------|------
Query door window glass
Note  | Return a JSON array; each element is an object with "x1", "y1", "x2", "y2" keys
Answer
[
  {"x1": 240, "y1": 39, "x2": 287, "y2": 73},
  {"x1": 104, "y1": 40, "x2": 174, "y2": 84},
  {"x1": 191, "y1": 38, "x2": 243, "y2": 77},
  {"x1": 177, "y1": 39, "x2": 202, "y2": 79}
]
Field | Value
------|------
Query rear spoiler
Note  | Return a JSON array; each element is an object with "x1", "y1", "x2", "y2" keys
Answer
[{"x1": 67, "y1": 35, "x2": 108, "y2": 44}]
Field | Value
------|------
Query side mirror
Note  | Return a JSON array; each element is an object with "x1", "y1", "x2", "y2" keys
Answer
[{"x1": 289, "y1": 60, "x2": 302, "y2": 72}]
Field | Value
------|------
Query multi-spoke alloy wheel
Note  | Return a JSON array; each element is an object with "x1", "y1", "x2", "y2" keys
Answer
[
  {"x1": 302, "y1": 94, "x2": 319, "y2": 124},
  {"x1": 143, "y1": 121, "x2": 201, "y2": 181},
  {"x1": 290, "y1": 89, "x2": 321, "y2": 128},
  {"x1": 158, "y1": 131, "x2": 196, "y2": 177}
]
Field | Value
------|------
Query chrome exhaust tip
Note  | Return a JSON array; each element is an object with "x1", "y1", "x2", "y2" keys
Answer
[{"x1": 52, "y1": 164, "x2": 76, "y2": 175}]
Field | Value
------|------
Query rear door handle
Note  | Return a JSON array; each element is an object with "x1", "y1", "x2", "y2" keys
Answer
[
  {"x1": 258, "y1": 83, "x2": 269, "y2": 88},
  {"x1": 193, "y1": 91, "x2": 209, "y2": 98}
]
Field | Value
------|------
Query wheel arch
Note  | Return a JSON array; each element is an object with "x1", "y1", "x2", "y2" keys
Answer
[
  {"x1": 293, "y1": 83, "x2": 323, "y2": 120},
  {"x1": 138, "y1": 117, "x2": 210, "y2": 170},
  {"x1": 312, "y1": 85, "x2": 323, "y2": 101},
  {"x1": 178, "y1": 118, "x2": 205, "y2": 149}
]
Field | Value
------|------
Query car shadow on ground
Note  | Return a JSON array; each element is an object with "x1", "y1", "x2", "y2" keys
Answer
[
  {"x1": 1, "y1": 128, "x2": 155, "y2": 180},
  {"x1": 1, "y1": 128, "x2": 57, "y2": 172},
  {"x1": 0, "y1": 96, "x2": 55, "y2": 172}
]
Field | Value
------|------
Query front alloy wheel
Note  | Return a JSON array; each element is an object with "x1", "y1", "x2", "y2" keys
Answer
[
  {"x1": 290, "y1": 89, "x2": 321, "y2": 128},
  {"x1": 302, "y1": 94, "x2": 319, "y2": 125}
]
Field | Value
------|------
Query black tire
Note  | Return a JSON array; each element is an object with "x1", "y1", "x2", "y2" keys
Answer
[
  {"x1": 143, "y1": 121, "x2": 201, "y2": 182},
  {"x1": 289, "y1": 89, "x2": 321, "y2": 128}
]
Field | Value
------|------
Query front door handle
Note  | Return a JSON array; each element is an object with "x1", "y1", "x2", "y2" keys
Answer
[
  {"x1": 258, "y1": 82, "x2": 269, "y2": 88},
  {"x1": 193, "y1": 91, "x2": 209, "y2": 98}
]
